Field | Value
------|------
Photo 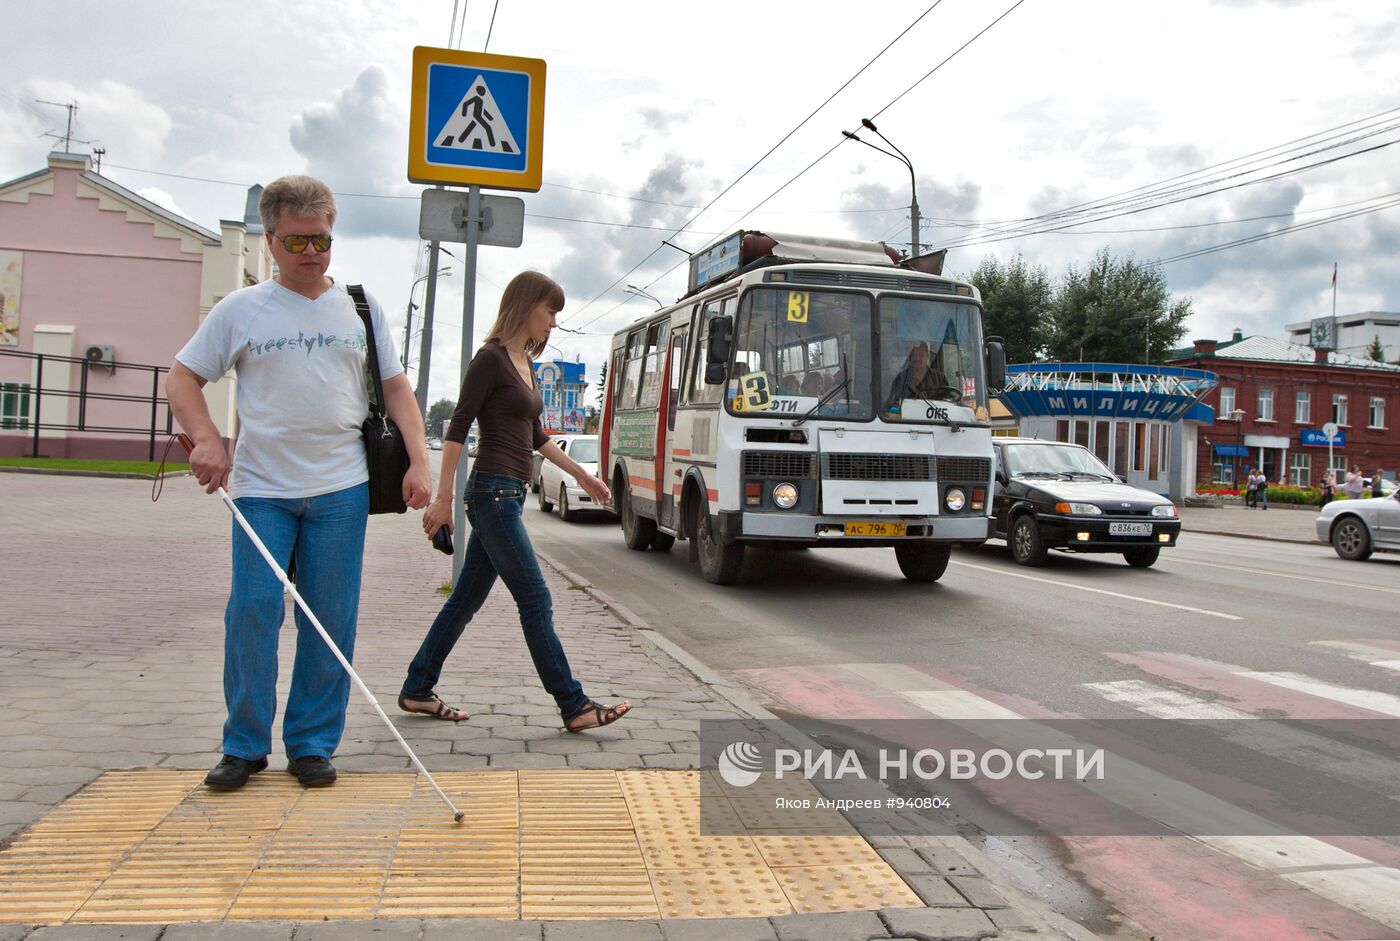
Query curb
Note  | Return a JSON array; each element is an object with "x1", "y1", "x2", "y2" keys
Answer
[
  {"x1": 0, "y1": 466, "x2": 191, "y2": 481},
  {"x1": 534, "y1": 548, "x2": 1104, "y2": 941}
]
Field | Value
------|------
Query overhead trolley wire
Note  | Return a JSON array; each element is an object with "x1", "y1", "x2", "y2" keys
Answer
[
  {"x1": 567, "y1": 0, "x2": 1034, "y2": 335},
  {"x1": 934, "y1": 105, "x2": 1400, "y2": 249},
  {"x1": 557, "y1": 0, "x2": 952, "y2": 328}
]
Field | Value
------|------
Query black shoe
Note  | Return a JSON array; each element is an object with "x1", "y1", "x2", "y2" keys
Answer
[
  {"x1": 287, "y1": 755, "x2": 337, "y2": 787},
  {"x1": 204, "y1": 755, "x2": 268, "y2": 790}
]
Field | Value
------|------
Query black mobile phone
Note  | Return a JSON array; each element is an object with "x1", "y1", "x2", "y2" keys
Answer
[{"x1": 431, "y1": 524, "x2": 454, "y2": 555}]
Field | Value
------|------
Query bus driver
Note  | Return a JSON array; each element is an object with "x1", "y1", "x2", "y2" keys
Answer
[{"x1": 884, "y1": 341, "x2": 954, "y2": 414}]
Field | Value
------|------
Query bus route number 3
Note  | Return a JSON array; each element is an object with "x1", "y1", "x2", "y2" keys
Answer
[{"x1": 734, "y1": 373, "x2": 773, "y2": 412}]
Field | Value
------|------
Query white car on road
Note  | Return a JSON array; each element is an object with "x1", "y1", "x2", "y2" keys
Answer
[
  {"x1": 1315, "y1": 490, "x2": 1400, "y2": 560},
  {"x1": 537, "y1": 435, "x2": 612, "y2": 521}
]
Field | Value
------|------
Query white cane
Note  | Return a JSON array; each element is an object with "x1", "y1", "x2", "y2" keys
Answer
[{"x1": 178, "y1": 435, "x2": 465, "y2": 823}]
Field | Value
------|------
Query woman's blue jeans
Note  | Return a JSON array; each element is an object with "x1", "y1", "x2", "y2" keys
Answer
[
  {"x1": 223, "y1": 483, "x2": 367, "y2": 762},
  {"x1": 402, "y1": 471, "x2": 588, "y2": 720}
]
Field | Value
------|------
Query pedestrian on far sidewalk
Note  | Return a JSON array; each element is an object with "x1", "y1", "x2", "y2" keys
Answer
[
  {"x1": 1343, "y1": 464, "x2": 1366, "y2": 500},
  {"x1": 1256, "y1": 469, "x2": 1269, "y2": 510},
  {"x1": 1318, "y1": 471, "x2": 1336, "y2": 507},
  {"x1": 166, "y1": 175, "x2": 431, "y2": 792},
  {"x1": 1372, "y1": 469, "x2": 1386, "y2": 499},
  {"x1": 1243, "y1": 468, "x2": 1257, "y2": 509},
  {"x1": 399, "y1": 270, "x2": 633, "y2": 733}
]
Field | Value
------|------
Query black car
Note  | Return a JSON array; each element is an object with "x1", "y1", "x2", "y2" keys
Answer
[{"x1": 991, "y1": 437, "x2": 1181, "y2": 567}]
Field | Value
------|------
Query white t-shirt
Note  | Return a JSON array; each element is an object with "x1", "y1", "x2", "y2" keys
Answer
[{"x1": 176, "y1": 279, "x2": 401, "y2": 499}]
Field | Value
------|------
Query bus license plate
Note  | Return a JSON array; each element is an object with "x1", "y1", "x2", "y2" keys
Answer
[
  {"x1": 844, "y1": 521, "x2": 907, "y2": 537},
  {"x1": 1109, "y1": 522, "x2": 1152, "y2": 536}
]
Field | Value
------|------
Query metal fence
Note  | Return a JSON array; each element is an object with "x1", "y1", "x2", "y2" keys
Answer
[{"x1": 0, "y1": 348, "x2": 175, "y2": 460}]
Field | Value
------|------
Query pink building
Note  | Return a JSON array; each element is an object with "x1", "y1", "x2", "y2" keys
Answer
[{"x1": 0, "y1": 152, "x2": 269, "y2": 459}]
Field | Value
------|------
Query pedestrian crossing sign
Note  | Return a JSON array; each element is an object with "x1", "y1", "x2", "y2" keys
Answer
[{"x1": 408, "y1": 47, "x2": 546, "y2": 192}]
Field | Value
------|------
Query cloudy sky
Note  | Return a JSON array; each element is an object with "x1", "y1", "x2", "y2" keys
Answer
[{"x1": 3, "y1": 0, "x2": 1398, "y2": 405}]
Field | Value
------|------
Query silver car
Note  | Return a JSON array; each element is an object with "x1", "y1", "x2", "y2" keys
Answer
[{"x1": 1315, "y1": 491, "x2": 1400, "y2": 560}]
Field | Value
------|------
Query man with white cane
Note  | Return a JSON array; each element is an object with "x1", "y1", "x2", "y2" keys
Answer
[{"x1": 166, "y1": 176, "x2": 431, "y2": 790}]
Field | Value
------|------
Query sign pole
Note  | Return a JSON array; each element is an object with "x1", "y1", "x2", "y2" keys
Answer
[{"x1": 451, "y1": 185, "x2": 482, "y2": 583}]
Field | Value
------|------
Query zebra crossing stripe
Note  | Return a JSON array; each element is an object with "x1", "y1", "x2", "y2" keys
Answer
[
  {"x1": 897, "y1": 684, "x2": 1400, "y2": 929},
  {"x1": 1235, "y1": 672, "x2": 1400, "y2": 718}
]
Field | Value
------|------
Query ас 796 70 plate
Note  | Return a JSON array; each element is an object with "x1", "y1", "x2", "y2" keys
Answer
[{"x1": 844, "y1": 521, "x2": 907, "y2": 537}]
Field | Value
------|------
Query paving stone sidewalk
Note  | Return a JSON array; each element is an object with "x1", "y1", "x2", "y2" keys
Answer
[{"x1": 0, "y1": 473, "x2": 1089, "y2": 940}]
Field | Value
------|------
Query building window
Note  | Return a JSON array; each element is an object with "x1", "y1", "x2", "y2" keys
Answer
[
  {"x1": 1332, "y1": 394, "x2": 1348, "y2": 426},
  {"x1": 1330, "y1": 454, "x2": 1348, "y2": 479},
  {"x1": 1295, "y1": 390, "x2": 1309, "y2": 424},
  {"x1": 1220, "y1": 386, "x2": 1235, "y2": 416},
  {"x1": 1288, "y1": 453, "x2": 1310, "y2": 487},
  {"x1": 1, "y1": 381, "x2": 31, "y2": 430},
  {"x1": 1257, "y1": 388, "x2": 1274, "y2": 422},
  {"x1": 1370, "y1": 396, "x2": 1386, "y2": 428},
  {"x1": 1133, "y1": 422, "x2": 1146, "y2": 472}
]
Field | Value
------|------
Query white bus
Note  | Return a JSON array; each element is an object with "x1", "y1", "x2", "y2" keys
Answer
[{"x1": 600, "y1": 231, "x2": 1006, "y2": 584}]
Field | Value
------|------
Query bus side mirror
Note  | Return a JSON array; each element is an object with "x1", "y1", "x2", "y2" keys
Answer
[
  {"x1": 704, "y1": 315, "x2": 733, "y2": 384},
  {"x1": 985, "y1": 339, "x2": 1006, "y2": 393}
]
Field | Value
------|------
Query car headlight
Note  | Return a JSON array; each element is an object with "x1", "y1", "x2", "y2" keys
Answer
[
  {"x1": 1151, "y1": 505, "x2": 1178, "y2": 518},
  {"x1": 945, "y1": 488, "x2": 967, "y2": 512},
  {"x1": 772, "y1": 482, "x2": 799, "y2": 509},
  {"x1": 1054, "y1": 502, "x2": 1102, "y2": 515}
]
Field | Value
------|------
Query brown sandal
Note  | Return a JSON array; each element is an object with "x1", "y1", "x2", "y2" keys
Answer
[
  {"x1": 397, "y1": 693, "x2": 469, "y2": 722},
  {"x1": 564, "y1": 699, "x2": 632, "y2": 733}
]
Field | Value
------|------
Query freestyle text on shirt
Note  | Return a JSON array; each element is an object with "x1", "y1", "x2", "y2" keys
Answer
[
  {"x1": 176, "y1": 280, "x2": 401, "y2": 499},
  {"x1": 445, "y1": 341, "x2": 548, "y2": 483}
]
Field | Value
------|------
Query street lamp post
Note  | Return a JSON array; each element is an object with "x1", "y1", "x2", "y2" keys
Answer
[
  {"x1": 404, "y1": 265, "x2": 452, "y2": 374},
  {"x1": 1230, "y1": 409, "x2": 1245, "y2": 488},
  {"x1": 843, "y1": 118, "x2": 920, "y2": 257}
]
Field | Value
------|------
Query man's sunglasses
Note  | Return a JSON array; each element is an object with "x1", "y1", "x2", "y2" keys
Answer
[{"x1": 275, "y1": 233, "x2": 333, "y2": 254}]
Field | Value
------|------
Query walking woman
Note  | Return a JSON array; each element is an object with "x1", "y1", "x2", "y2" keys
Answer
[{"x1": 400, "y1": 271, "x2": 631, "y2": 732}]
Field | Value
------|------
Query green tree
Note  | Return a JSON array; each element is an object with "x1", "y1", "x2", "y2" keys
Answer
[
  {"x1": 1367, "y1": 334, "x2": 1386, "y2": 362},
  {"x1": 968, "y1": 254, "x2": 1052, "y2": 365},
  {"x1": 1046, "y1": 248, "x2": 1192, "y2": 364},
  {"x1": 595, "y1": 360, "x2": 608, "y2": 406},
  {"x1": 426, "y1": 397, "x2": 455, "y2": 437}
]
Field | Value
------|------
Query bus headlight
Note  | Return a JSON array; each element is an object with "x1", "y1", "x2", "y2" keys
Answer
[
  {"x1": 772, "y1": 482, "x2": 799, "y2": 509},
  {"x1": 944, "y1": 488, "x2": 967, "y2": 512}
]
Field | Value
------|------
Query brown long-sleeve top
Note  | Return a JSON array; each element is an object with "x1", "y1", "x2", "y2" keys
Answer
[{"x1": 444, "y1": 341, "x2": 548, "y2": 482}]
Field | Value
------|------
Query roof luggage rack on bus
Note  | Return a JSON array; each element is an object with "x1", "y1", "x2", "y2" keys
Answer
[{"x1": 685, "y1": 230, "x2": 901, "y2": 296}]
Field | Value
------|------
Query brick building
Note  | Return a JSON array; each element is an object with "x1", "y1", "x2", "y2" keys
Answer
[{"x1": 1165, "y1": 330, "x2": 1400, "y2": 488}]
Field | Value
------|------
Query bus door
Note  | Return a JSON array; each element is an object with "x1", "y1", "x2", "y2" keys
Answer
[
  {"x1": 658, "y1": 323, "x2": 688, "y2": 529},
  {"x1": 599, "y1": 347, "x2": 623, "y2": 488}
]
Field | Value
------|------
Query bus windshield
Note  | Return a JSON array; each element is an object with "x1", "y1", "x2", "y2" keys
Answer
[
  {"x1": 728, "y1": 287, "x2": 874, "y2": 420},
  {"x1": 878, "y1": 298, "x2": 985, "y2": 421}
]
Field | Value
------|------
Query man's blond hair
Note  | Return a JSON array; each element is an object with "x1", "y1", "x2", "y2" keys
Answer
[{"x1": 258, "y1": 175, "x2": 337, "y2": 233}]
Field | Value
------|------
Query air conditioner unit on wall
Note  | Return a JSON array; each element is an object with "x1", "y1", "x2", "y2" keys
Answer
[{"x1": 85, "y1": 344, "x2": 115, "y2": 372}]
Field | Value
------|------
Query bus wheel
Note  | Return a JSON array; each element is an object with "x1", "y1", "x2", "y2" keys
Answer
[
  {"x1": 695, "y1": 502, "x2": 743, "y2": 584},
  {"x1": 895, "y1": 543, "x2": 951, "y2": 582},
  {"x1": 651, "y1": 531, "x2": 676, "y2": 552},
  {"x1": 621, "y1": 482, "x2": 657, "y2": 550}
]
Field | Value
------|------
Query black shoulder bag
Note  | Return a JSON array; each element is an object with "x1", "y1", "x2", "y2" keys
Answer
[{"x1": 348, "y1": 284, "x2": 409, "y2": 515}]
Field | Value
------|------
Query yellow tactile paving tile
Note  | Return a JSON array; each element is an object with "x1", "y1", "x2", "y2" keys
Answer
[
  {"x1": 520, "y1": 868, "x2": 660, "y2": 920},
  {"x1": 0, "y1": 769, "x2": 922, "y2": 924},
  {"x1": 379, "y1": 869, "x2": 519, "y2": 918},
  {"x1": 649, "y1": 866, "x2": 792, "y2": 919},
  {"x1": 752, "y1": 833, "x2": 887, "y2": 868}
]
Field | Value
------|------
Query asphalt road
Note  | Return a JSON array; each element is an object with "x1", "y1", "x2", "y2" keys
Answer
[{"x1": 524, "y1": 498, "x2": 1400, "y2": 941}]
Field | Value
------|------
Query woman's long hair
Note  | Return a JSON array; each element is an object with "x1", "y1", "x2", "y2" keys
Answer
[{"x1": 484, "y1": 270, "x2": 565, "y2": 359}]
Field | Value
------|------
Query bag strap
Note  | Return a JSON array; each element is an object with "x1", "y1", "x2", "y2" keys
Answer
[{"x1": 348, "y1": 284, "x2": 387, "y2": 419}]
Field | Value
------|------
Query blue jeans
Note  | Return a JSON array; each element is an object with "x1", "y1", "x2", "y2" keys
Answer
[
  {"x1": 223, "y1": 483, "x2": 368, "y2": 762},
  {"x1": 402, "y1": 471, "x2": 588, "y2": 720}
]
